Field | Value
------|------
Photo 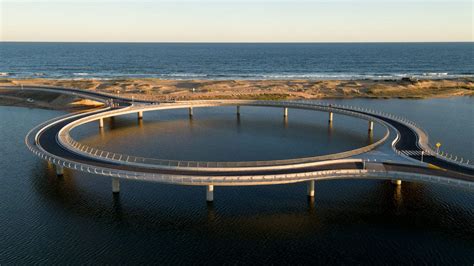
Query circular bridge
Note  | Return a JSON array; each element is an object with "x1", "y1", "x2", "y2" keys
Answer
[
  {"x1": 59, "y1": 100, "x2": 390, "y2": 171},
  {"x1": 11, "y1": 85, "x2": 473, "y2": 202}
]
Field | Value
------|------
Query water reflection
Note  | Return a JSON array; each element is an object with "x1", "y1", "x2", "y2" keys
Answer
[
  {"x1": 368, "y1": 130, "x2": 374, "y2": 144},
  {"x1": 31, "y1": 161, "x2": 473, "y2": 240},
  {"x1": 30, "y1": 107, "x2": 473, "y2": 245},
  {"x1": 72, "y1": 107, "x2": 385, "y2": 162},
  {"x1": 23, "y1": 160, "x2": 474, "y2": 264},
  {"x1": 327, "y1": 120, "x2": 333, "y2": 135},
  {"x1": 99, "y1": 127, "x2": 105, "y2": 138},
  {"x1": 206, "y1": 202, "x2": 217, "y2": 223},
  {"x1": 393, "y1": 185, "x2": 403, "y2": 212},
  {"x1": 2, "y1": 102, "x2": 473, "y2": 264},
  {"x1": 307, "y1": 195, "x2": 316, "y2": 214},
  {"x1": 112, "y1": 193, "x2": 123, "y2": 222}
]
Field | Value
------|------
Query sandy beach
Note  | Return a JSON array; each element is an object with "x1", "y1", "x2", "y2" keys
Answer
[{"x1": 0, "y1": 78, "x2": 473, "y2": 108}]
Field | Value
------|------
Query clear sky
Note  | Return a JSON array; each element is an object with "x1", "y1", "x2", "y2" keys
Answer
[{"x1": 1, "y1": 0, "x2": 472, "y2": 42}]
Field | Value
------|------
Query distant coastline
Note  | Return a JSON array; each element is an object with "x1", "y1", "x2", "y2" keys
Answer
[{"x1": 0, "y1": 78, "x2": 472, "y2": 106}]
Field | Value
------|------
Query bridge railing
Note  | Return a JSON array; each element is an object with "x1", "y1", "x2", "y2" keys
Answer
[
  {"x1": 330, "y1": 103, "x2": 473, "y2": 168},
  {"x1": 13, "y1": 83, "x2": 472, "y2": 168},
  {"x1": 58, "y1": 100, "x2": 390, "y2": 170},
  {"x1": 5, "y1": 84, "x2": 133, "y2": 103},
  {"x1": 25, "y1": 98, "x2": 473, "y2": 187},
  {"x1": 26, "y1": 128, "x2": 474, "y2": 188},
  {"x1": 26, "y1": 118, "x2": 374, "y2": 185},
  {"x1": 27, "y1": 141, "x2": 370, "y2": 185},
  {"x1": 64, "y1": 133, "x2": 374, "y2": 170}
]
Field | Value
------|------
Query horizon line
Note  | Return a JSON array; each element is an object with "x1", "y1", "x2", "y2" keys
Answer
[{"x1": 1, "y1": 41, "x2": 473, "y2": 44}]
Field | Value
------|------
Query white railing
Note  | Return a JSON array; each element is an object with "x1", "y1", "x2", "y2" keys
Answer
[
  {"x1": 24, "y1": 100, "x2": 473, "y2": 187},
  {"x1": 11, "y1": 84, "x2": 472, "y2": 168},
  {"x1": 25, "y1": 135, "x2": 474, "y2": 188},
  {"x1": 21, "y1": 86, "x2": 472, "y2": 186},
  {"x1": 332, "y1": 103, "x2": 473, "y2": 168},
  {"x1": 57, "y1": 100, "x2": 390, "y2": 170}
]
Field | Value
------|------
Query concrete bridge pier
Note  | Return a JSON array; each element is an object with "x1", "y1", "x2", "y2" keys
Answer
[
  {"x1": 99, "y1": 118, "x2": 104, "y2": 128},
  {"x1": 283, "y1": 107, "x2": 288, "y2": 117},
  {"x1": 368, "y1": 121, "x2": 374, "y2": 132},
  {"x1": 328, "y1": 112, "x2": 333, "y2": 123},
  {"x1": 206, "y1": 185, "x2": 214, "y2": 202},
  {"x1": 236, "y1": 106, "x2": 240, "y2": 116},
  {"x1": 55, "y1": 165, "x2": 64, "y2": 176},
  {"x1": 307, "y1": 180, "x2": 315, "y2": 197},
  {"x1": 112, "y1": 177, "x2": 120, "y2": 193},
  {"x1": 391, "y1": 179, "x2": 402, "y2": 186},
  {"x1": 138, "y1": 111, "x2": 143, "y2": 120},
  {"x1": 189, "y1": 107, "x2": 193, "y2": 117}
]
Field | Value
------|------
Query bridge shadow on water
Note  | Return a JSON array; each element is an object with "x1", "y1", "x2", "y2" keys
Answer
[
  {"x1": 31, "y1": 161, "x2": 474, "y2": 239},
  {"x1": 6, "y1": 98, "x2": 473, "y2": 263},
  {"x1": 26, "y1": 103, "x2": 472, "y2": 263},
  {"x1": 23, "y1": 159, "x2": 474, "y2": 264}
]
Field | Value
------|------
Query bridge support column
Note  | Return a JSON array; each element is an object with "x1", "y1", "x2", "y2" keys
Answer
[
  {"x1": 283, "y1": 107, "x2": 288, "y2": 117},
  {"x1": 368, "y1": 121, "x2": 374, "y2": 132},
  {"x1": 55, "y1": 165, "x2": 64, "y2": 177},
  {"x1": 328, "y1": 112, "x2": 333, "y2": 123},
  {"x1": 189, "y1": 107, "x2": 193, "y2": 117},
  {"x1": 236, "y1": 106, "x2": 240, "y2": 116},
  {"x1": 138, "y1": 111, "x2": 143, "y2": 120},
  {"x1": 206, "y1": 185, "x2": 214, "y2": 202},
  {"x1": 307, "y1": 180, "x2": 315, "y2": 197},
  {"x1": 391, "y1": 179, "x2": 402, "y2": 186},
  {"x1": 99, "y1": 118, "x2": 104, "y2": 128},
  {"x1": 112, "y1": 177, "x2": 120, "y2": 193}
]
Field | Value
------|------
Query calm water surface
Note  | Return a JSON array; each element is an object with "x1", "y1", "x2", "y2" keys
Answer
[
  {"x1": 72, "y1": 106, "x2": 385, "y2": 161},
  {"x1": 0, "y1": 97, "x2": 473, "y2": 264}
]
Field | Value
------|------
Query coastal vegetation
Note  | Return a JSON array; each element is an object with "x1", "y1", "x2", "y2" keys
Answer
[{"x1": 0, "y1": 78, "x2": 472, "y2": 108}]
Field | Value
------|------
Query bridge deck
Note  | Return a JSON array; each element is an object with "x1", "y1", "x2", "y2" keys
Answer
[{"x1": 12, "y1": 85, "x2": 472, "y2": 187}]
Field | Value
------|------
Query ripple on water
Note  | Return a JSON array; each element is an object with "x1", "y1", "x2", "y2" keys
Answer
[{"x1": 0, "y1": 104, "x2": 473, "y2": 264}]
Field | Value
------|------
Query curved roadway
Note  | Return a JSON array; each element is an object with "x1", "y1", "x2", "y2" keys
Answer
[
  {"x1": 11, "y1": 85, "x2": 473, "y2": 187},
  {"x1": 363, "y1": 111, "x2": 474, "y2": 176}
]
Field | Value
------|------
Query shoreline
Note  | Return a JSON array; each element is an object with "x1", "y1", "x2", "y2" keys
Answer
[{"x1": 1, "y1": 77, "x2": 473, "y2": 103}]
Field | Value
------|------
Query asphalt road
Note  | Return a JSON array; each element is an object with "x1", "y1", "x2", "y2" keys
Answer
[
  {"x1": 365, "y1": 112, "x2": 474, "y2": 176},
  {"x1": 36, "y1": 114, "x2": 364, "y2": 176},
  {"x1": 20, "y1": 86, "x2": 471, "y2": 180},
  {"x1": 33, "y1": 108, "x2": 472, "y2": 180},
  {"x1": 21, "y1": 85, "x2": 149, "y2": 105}
]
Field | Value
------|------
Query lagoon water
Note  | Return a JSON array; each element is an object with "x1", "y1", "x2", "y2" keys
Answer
[
  {"x1": 71, "y1": 106, "x2": 386, "y2": 161},
  {"x1": 0, "y1": 97, "x2": 472, "y2": 264}
]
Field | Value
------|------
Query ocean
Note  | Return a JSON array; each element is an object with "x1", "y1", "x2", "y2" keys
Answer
[{"x1": 0, "y1": 42, "x2": 473, "y2": 80}]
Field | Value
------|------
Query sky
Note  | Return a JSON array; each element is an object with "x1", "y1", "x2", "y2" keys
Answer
[{"x1": 1, "y1": 0, "x2": 472, "y2": 42}]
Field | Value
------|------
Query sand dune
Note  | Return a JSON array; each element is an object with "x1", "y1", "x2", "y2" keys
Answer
[{"x1": 1, "y1": 78, "x2": 473, "y2": 102}]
